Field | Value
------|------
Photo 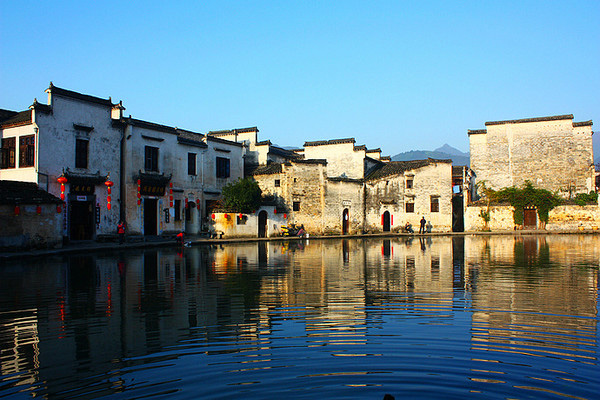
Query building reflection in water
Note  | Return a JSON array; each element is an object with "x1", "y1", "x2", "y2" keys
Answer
[{"x1": 0, "y1": 235, "x2": 598, "y2": 398}]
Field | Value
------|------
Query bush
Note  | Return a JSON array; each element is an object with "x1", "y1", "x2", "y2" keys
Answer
[{"x1": 221, "y1": 178, "x2": 262, "y2": 212}]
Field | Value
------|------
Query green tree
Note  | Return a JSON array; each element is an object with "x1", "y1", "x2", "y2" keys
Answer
[
  {"x1": 221, "y1": 178, "x2": 262, "y2": 212},
  {"x1": 494, "y1": 181, "x2": 561, "y2": 228}
]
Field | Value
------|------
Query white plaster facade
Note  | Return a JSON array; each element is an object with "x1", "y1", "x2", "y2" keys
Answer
[{"x1": 469, "y1": 115, "x2": 594, "y2": 195}]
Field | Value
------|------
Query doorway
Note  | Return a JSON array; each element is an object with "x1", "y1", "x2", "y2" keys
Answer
[
  {"x1": 382, "y1": 211, "x2": 391, "y2": 232},
  {"x1": 452, "y1": 195, "x2": 464, "y2": 232},
  {"x1": 70, "y1": 200, "x2": 94, "y2": 240},
  {"x1": 342, "y1": 208, "x2": 349, "y2": 234},
  {"x1": 523, "y1": 208, "x2": 537, "y2": 229},
  {"x1": 258, "y1": 210, "x2": 268, "y2": 238},
  {"x1": 144, "y1": 198, "x2": 158, "y2": 236}
]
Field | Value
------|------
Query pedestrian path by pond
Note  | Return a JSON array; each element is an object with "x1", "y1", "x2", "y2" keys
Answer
[{"x1": 0, "y1": 235, "x2": 598, "y2": 399}]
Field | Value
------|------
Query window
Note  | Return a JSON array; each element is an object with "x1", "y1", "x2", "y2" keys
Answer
[
  {"x1": 274, "y1": 179, "x2": 281, "y2": 187},
  {"x1": 406, "y1": 202, "x2": 414, "y2": 213},
  {"x1": 430, "y1": 196, "x2": 439, "y2": 212},
  {"x1": 293, "y1": 201, "x2": 300, "y2": 211},
  {"x1": 188, "y1": 153, "x2": 196, "y2": 176},
  {"x1": 145, "y1": 146, "x2": 159, "y2": 172},
  {"x1": 174, "y1": 199, "x2": 181, "y2": 221},
  {"x1": 237, "y1": 215, "x2": 247, "y2": 225},
  {"x1": 406, "y1": 178, "x2": 413, "y2": 189},
  {"x1": 216, "y1": 157, "x2": 230, "y2": 178},
  {"x1": 19, "y1": 135, "x2": 35, "y2": 167},
  {"x1": 75, "y1": 139, "x2": 89, "y2": 169},
  {"x1": 1, "y1": 137, "x2": 16, "y2": 169}
]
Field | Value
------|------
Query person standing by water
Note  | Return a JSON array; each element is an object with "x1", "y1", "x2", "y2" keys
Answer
[
  {"x1": 117, "y1": 220, "x2": 126, "y2": 244},
  {"x1": 419, "y1": 216, "x2": 426, "y2": 234}
]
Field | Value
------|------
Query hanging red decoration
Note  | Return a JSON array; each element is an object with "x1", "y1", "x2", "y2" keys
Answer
[
  {"x1": 57, "y1": 205, "x2": 62, "y2": 213},
  {"x1": 196, "y1": 199, "x2": 200, "y2": 210},
  {"x1": 105, "y1": 180, "x2": 114, "y2": 210},
  {"x1": 137, "y1": 179, "x2": 141, "y2": 206},
  {"x1": 14, "y1": 205, "x2": 20, "y2": 216},
  {"x1": 169, "y1": 182, "x2": 173, "y2": 208},
  {"x1": 274, "y1": 209, "x2": 277, "y2": 214},
  {"x1": 211, "y1": 213, "x2": 215, "y2": 219},
  {"x1": 283, "y1": 213, "x2": 287, "y2": 219},
  {"x1": 239, "y1": 213, "x2": 243, "y2": 218},
  {"x1": 36, "y1": 205, "x2": 41, "y2": 215},
  {"x1": 185, "y1": 198, "x2": 188, "y2": 208},
  {"x1": 57, "y1": 176, "x2": 67, "y2": 201}
]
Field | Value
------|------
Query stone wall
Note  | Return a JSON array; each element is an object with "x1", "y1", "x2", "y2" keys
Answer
[
  {"x1": 303, "y1": 141, "x2": 365, "y2": 179},
  {"x1": 469, "y1": 116, "x2": 594, "y2": 195},
  {"x1": 323, "y1": 179, "x2": 364, "y2": 235},
  {"x1": 0, "y1": 204, "x2": 62, "y2": 250},
  {"x1": 465, "y1": 203, "x2": 600, "y2": 231},
  {"x1": 211, "y1": 207, "x2": 288, "y2": 238}
]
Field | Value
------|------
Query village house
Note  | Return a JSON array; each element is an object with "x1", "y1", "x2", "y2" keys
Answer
[
  {"x1": 120, "y1": 118, "x2": 243, "y2": 237},
  {"x1": 364, "y1": 159, "x2": 454, "y2": 233},
  {"x1": 1, "y1": 83, "x2": 245, "y2": 242},
  {"x1": 469, "y1": 114, "x2": 594, "y2": 195},
  {"x1": 466, "y1": 114, "x2": 597, "y2": 231},
  {"x1": 1, "y1": 83, "x2": 123, "y2": 241}
]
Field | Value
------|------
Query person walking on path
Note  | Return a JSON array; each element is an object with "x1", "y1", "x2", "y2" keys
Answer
[
  {"x1": 117, "y1": 220, "x2": 126, "y2": 244},
  {"x1": 419, "y1": 216, "x2": 426, "y2": 234}
]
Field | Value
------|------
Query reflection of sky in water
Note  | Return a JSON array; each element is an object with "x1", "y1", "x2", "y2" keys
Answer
[{"x1": 0, "y1": 235, "x2": 598, "y2": 399}]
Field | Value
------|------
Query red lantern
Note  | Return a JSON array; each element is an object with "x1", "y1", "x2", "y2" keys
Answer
[
  {"x1": 283, "y1": 213, "x2": 287, "y2": 219},
  {"x1": 211, "y1": 213, "x2": 215, "y2": 219},
  {"x1": 57, "y1": 176, "x2": 67, "y2": 201},
  {"x1": 169, "y1": 183, "x2": 173, "y2": 208},
  {"x1": 105, "y1": 180, "x2": 114, "y2": 210},
  {"x1": 274, "y1": 209, "x2": 277, "y2": 214},
  {"x1": 137, "y1": 179, "x2": 141, "y2": 206},
  {"x1": 185, "y1": 198, "x2": 188, "y2": 208},
  {"x1": 57, "y1": 205, "x2": 62, "y2": 213},
  {"x1": 196, "y1": 199, "x2": 200, "y2": 210},
  {"x1": 36, "y1": 205, "x2": 41, "y2": 215},
  {"x1": 137, "y1": 199, "x2": 141, "y2": 206},
  {"x1": 14, "y1": 205, "x2": 20, "y2": 216},
  {"x1": 239, "y1": 213, "x2": 243, "y2": 218}
]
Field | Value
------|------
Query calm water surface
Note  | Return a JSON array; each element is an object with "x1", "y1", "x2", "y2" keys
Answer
[{"x1": 0, "y1": 235, "x2": 598, "y2": 399}]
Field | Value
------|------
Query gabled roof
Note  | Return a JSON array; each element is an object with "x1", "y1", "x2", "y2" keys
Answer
[
  {"x1": 366, "y1": 159, "x2": 452, "y2": 181},
  {"x1": 485, "y1": 114, "x2": 573, "y2": 126},
  {"x1": 0, "y1": 181, "x2": 62, "y2": 205},
  {"x1": 208, "y1": 126, "x2": 258, "y2": 136},
  {"x1": 248, "y1": 163, "x2": 283, "y2": 176},
  {"x1": 304, "y1": 138, "x2": 355, "y2": 147},
  {"x1": 0, "y1": 109, "x2": 31, "y2": 128},
  {"x1": 46, "y1": 82, "x2": 116, "y2": 107}
]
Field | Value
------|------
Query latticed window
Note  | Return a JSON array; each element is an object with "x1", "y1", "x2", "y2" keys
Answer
[
  {"x1": 145, "y1": 146, "x2": 159, "y2": 172},
  {"x1": 1, "y1": 137, "x2": 15, "y2": 169},
  {"x1": 216, "y1": 157, "x2": 230, "y2": 178},
  {"x1": 19, "y1": 135, "x2": 35, "y2": 167}
]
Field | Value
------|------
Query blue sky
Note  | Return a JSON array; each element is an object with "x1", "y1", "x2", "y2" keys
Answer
[{"x1": 1, "y1": 1, "x2": 598, "y2": 155}]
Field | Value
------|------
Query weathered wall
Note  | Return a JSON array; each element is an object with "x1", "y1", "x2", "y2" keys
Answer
[
  {"x1": 323, "y1": 179, "x2": 364, "y2": 235},
  {"x1": 303, "y1": 142, "x2": 365, "y2": 179},
  {"x1": 469, "y1": 117, "x2": 594, "y2": 195},
  {"x1": 465, "y1": 203, "x2": 600, "y2": 231},
  {"x1": 0, "y1": 204, "x2": 62, "y2": 249},
  {"x1": 211, "y1": 207, "x2": 288, "y2": 237},
  {"x1": 365, "y1": 162, "x2": 453, "y2": 233}
]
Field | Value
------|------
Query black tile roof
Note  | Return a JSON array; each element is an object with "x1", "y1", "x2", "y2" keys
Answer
[
  {"x1": 208, "y1": 127, "x2": 258, "y2": 136},
  {"x1": 366, "y1": 159, "x2": 452, "y2": 181},
  {"x1": 248, "y1": 163, "x2": 283, "y2": 176},
  {"x1": 0, "y1": 110, "x2": 32, "y2": 128},
  {"x1": 304, "y1": 138, "x2": 355, "y2": 147},
  {"x1": 485, "y1": 114, "x2": 573, "y2": 126},
  {"x1": 467, "y1": 129, "x2": 487, "y2": 135},
  {"x1": 0, "y1": 180, "x2": 62, "y2": 205},
  {"x1": 46, "y1": 82, "x2": 115, "y2": 107},
  {"x1": 574, "y1": 120, "x2": 593, "y2": 127}
]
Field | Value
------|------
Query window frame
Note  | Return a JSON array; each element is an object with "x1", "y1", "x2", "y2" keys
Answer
[
  {"x1": 293, "y1": 201, "x2": 300, "y2": 212},
  {"x1": 1, "y1": 137, "x2": 16, "y2": 169},
  {"x1": 430, "y1": 196, "x2": 439, "y2": 213},
  {"x1": 406, "y1": 202, "x2": 415, "y2": 213},
  {"x1": 174, "y1": 199, "x2": 182, "y2": 221},
  {"x1": 216, "y1": 157, "x2": 230, "y2": 178},
  {"x1": 274, "y1": 179, "x2": 281, "y2": 187},
  {"x1": 19, "y1": 135, "x2": 35, "y2": 168},
  {"x1": 75, "y1": 138, "x2": 89, "y2": 169},
  {"x1": 145, "y1": 146, "x2": 159, "y2": 172},
  {"x1": 188, "y1": 153, "x2": 196, "y2": 176},
  {"x1": 406, "y1": 178, "x2": 413, "y2": 189}
]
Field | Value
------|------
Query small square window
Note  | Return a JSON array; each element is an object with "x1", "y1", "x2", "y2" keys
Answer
[
  {"x1": 430, "y1": 196, "x2": 439, "y2": 212},
  {"x1": 237, "y1": 215, "x2": 247, "y2": 225},
  {"x1": 406, "y1": 179, "x2": 413, "y2": 189},
  {"x1": 274, "y1": 179, "x2": 281, "y2": 187},
  {"x1": 406, "y1": 202, "x2": 414, "y2": 213},
  {"x1": 293, "y1": 201, "x2": 300, "y2": 211}
]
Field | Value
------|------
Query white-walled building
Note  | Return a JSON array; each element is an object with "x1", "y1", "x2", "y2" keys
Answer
[{"x1": 1, "y1": 83, "x2": 123, "y2": 240}]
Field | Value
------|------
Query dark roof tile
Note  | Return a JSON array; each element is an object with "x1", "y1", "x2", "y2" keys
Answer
[
  {"x1": 0, "y1": 180, "x2": 62, "y2": 204},
  {"x1": 366, "y1": 159, "x2": 452, "y2": 181}
]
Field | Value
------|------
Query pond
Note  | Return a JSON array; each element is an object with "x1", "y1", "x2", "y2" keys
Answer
[{"x1": 0, "y1": 235, "x2": 598, "y2": 399}]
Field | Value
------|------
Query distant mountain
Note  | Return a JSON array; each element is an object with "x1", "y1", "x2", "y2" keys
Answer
[
  {"x1": 593, "y1": 134, "x2": 600, "y2": 166},
  {"x1": 392, "y1": 144, "x2": 470, "y2": 166}
]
